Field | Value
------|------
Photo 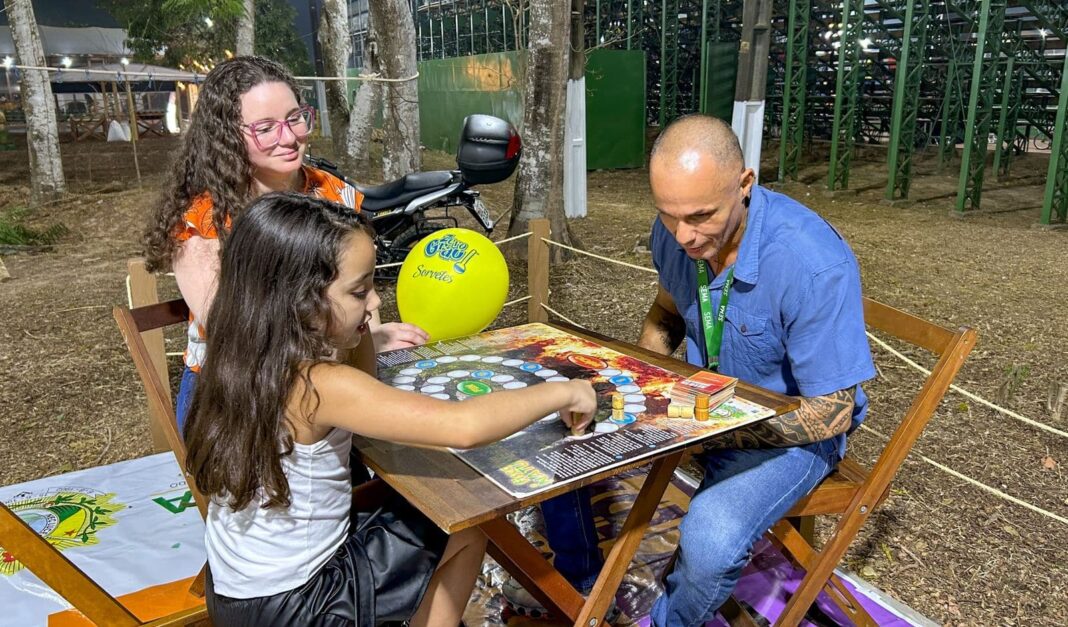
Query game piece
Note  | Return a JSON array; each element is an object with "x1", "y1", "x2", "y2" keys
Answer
[
  {"x1": 612, "y1": 392, "x2": 625, "y2": 420},
  {"x1": 668, "y1": 403, "x2": 695, "y2": 419},
  {"x1": 570, "y1": 412, "x2": 586, "y2": 437},
  {"x1": 695, "y1": 394, "x2": 710, "y2": 421}
]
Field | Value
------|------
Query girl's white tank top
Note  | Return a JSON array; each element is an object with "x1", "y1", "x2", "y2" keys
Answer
[{"x1": 205, "y1": 427, "x2": 352, "y2": 598}]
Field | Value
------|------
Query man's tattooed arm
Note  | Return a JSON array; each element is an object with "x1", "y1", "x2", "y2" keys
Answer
[
  {"x1": 707, "y1": 387, "x2": 857, "y2": 449},
  {"x1": 638, "y1": 284, "x2": 687, "y2": 356}
]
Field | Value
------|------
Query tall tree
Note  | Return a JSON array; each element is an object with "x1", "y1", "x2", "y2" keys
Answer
[
  {"x1": 105, "y1": 0, "x2": 311, "y2": 76},
  {"x1": 371, "y1": 0, "x2": 420, "y2": 179},
  {"x1": 507, "y1": 0, "x2": 572, "y2": 255},
  {"x1": 235, "y1": 0, "x2": 255, "y2": 56},
  {"x1": 317, "y1": 0, "x2": 352, "y2": 162},
  {"x1": 346, "y1": 12, "x2": 381, "y2": 171},
  {"x1": 5, "y1": 0, "x2": 65, "y2": 204}
]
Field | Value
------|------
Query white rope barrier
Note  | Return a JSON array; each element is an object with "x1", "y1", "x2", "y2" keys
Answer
[
  {"x1": 502, "y1": 295, "x2": 531, "y2": 308},
  {"x1": 8, "y1": 64, "x2": 198, "y2": 81},
  {"x1": 494, "y1": 232, "x2": 532, "y2": 245},
  {"x1": 5, "y1": 63, "x2": 416, "y2": 83},
  {"x1": 859, "y1": 424, "x2": 1068, "y2": 527},
  {"x1": 540, "y1": 303, "x2": 586, "y2": 329},
  {"x1": 866, "y1": 331, "x2": 1068, "y2": 439},
  {"x1": 294, "y1": 72, "x2": 419, "y2": 83},
  {"x1": 541, "y1": 238, "x2": 659, "y2": 275}
]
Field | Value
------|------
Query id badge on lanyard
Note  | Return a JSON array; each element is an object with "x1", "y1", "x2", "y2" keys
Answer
[{"x1": 696, "y1": 260, "x2": 734, "y2": 371}]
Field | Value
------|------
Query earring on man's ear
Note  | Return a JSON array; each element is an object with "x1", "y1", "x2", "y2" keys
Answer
[{"x1": 743, "y1": 194, "x2": 751, "y2": 208}]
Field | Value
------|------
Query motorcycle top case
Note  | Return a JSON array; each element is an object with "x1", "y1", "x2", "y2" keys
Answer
[{"x1": 456, "y1": 114, "x2": 521, "y2": 185}]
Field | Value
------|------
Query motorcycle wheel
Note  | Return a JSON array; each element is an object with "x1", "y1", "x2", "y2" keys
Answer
[{"x1": 376, "y1": 223, "x2": 446, "y2": 281}]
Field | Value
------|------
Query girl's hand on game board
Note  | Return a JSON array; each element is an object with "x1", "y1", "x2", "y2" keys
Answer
[{"x1": 560, "y1": 380, "x2": 597, "y2": 432}]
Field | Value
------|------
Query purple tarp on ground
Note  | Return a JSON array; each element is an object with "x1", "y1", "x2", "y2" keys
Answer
[
  {"x1": 699, "y1": 538, "x2": 914, "y2": 626},
  {"x1": 468, "y1": 468, "x2": 925, "y2": 626}
]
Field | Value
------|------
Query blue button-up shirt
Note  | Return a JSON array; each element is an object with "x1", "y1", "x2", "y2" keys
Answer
[{"x1": 651, "y1": 185, "x2": 875, "y2": 456}]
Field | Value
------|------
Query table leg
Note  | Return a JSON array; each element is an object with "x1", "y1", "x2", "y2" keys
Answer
[
  {"x1": 482, "y1": 450, "x2": 684, "y2": 627},
  {"x1": 575, "y1": 451, "x2": 683, "y2": 627},
  {"x1": 482, "y1": 517, "x2": 586, "y2": 620}
]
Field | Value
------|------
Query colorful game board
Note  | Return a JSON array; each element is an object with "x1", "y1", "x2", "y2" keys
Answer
[{"x1": 376, "y1": 323, "x2": 774, "y2": 497}]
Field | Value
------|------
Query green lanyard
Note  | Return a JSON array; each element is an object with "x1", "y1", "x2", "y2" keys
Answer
[{"x1": 696, "y1": 260, "x2": 734, "y2": 371}]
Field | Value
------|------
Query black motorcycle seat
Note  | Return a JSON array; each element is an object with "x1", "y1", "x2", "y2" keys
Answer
[{"x1": 356, "y1": 171, "x2": 456, "y2": 212}]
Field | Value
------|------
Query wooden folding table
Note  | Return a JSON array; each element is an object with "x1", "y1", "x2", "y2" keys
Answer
[{"x1": 354, "y1": 323, "x2": 797, "y2": 626}]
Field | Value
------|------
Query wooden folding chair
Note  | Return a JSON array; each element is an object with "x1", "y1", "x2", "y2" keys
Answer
[
  {"x1": 0, "y1": 301, "x2": 208, "y2": 626},
  {"x1": 721, "y1": 297, "x2": 977, "y2": 627},
  {"x1": 111, "y1": 272, "x2": 392, "y2": 620}
]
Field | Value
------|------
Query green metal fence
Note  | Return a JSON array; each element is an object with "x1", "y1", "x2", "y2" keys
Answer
[{"x1": 416, "y1": 50, "x2": 646, "y2": 169}]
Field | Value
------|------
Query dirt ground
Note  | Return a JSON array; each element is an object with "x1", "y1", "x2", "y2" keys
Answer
[{"x1": 1, "y1": 133, "x2": 1066, "y2": 626}]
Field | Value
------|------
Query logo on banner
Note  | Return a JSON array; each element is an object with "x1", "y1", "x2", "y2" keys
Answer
[{"x1": 0, "y1": 488, "x2": 125, "y2": 576}]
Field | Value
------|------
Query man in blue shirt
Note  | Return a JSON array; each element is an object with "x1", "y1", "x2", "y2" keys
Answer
[
  {"x1": 505, "y1": 114, "x2": 875, "y2": 625},
  {"x1": 641, "y1": 115, "x2": 875, "y2": 625}
]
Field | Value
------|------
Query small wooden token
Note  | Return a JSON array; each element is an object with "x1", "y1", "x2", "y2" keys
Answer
[
  {"x1": 695, "y1": 394, "x2": 710, "y2": 409},
  {"x1": 570, "y1": 412, "x2": 585, "y2": 436},
  {"x1": 611, "y1": 392, "x2": 624, "y2": 409},
  {"x1": 668, "y1": 403, "x2": 695, "y2": 419},
  {"x1": 695, "y1": 407, "x2": 710, "y2": 422}
]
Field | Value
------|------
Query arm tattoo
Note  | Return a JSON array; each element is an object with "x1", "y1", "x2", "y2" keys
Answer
[
  {"x1": 658, "y1": 314, "x2": 686, "y2": 355},
  {"x1": 707, "y1": 387, "x2": 857, "y2": 449}
]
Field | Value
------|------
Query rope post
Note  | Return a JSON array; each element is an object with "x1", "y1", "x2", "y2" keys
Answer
[
  {"x1": 127, "y1": 258, "x2": 171, "y2": 453},
  {"x1": 527, "y1": 219, "x2": 551, "y2": 323},
  {"x1": 123, "y1": 79, "x2": 142, "y2": 187}
]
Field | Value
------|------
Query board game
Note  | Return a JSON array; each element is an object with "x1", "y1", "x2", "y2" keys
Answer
[{"x1": 376, "y1": 323, "x2": 775, "y2": 497}]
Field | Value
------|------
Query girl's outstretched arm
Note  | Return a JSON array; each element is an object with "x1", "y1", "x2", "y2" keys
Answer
[{"x1": 296, "y1": 355, "x2": 596, "y2": 450}]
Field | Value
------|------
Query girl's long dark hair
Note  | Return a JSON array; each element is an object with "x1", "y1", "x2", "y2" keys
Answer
[
  {"x1": 142, "y1": 56, "x2": 302, "y2": 272},
  {"x1": 184, "y1": 193, "x2": 372, "y2": 511}
]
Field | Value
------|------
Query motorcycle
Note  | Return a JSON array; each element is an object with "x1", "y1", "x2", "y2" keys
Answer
[{"x1": 305, "y1": 114, "x2": 522, "y2": 279}]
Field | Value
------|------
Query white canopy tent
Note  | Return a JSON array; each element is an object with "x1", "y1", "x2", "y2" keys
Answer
[{"x1": 0, "y1": 25, "x2": 130, "y2": 58}]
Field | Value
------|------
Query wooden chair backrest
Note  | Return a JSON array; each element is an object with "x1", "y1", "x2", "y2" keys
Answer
[
  {"x1": 113, "y1": 299, "x2": 209, "y2": 520},
  {"x1": 0, "y1": 299, "x2": 209, "y2": 627},
  {"x1": 860, "y1": 297, "x2": 977, "y2": 494},
  {"x1": 831, "y1": 298, "x2": 977, "y2": 537}
]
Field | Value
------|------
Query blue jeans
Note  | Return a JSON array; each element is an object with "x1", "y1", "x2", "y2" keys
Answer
[
  {"x1": 541, "y1": 486, "x2": 605, "y2": 593},
  {"x1": 650, "y1": 439, "x2": 840, "y2": 627},
  {"x1": 175, "y1": 366, "x2": 198, "y2": 436}
]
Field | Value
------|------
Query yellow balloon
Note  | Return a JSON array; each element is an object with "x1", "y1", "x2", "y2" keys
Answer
[{"x1": 396, "y1": 228, "x2": 510, "y2": 341}]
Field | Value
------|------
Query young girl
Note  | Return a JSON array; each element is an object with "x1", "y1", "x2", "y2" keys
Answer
[
  {"x1": 142, "y1": 56, "x2": 427, "y2": 431},
  {"x1": 184, "y1": 192, "x2": 596, "y2": 626}
]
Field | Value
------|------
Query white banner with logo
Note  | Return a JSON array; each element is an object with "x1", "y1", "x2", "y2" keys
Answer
[{"x1": 0, "y1": 453, "x2": 205, "y2": 625}]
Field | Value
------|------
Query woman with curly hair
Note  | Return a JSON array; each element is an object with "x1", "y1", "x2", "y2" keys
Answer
[{"x1": 143, "y1": 56, "x2": 427, "y2": 430}]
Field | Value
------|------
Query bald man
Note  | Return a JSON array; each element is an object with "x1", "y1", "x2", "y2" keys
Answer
[
  {"x1": 504, "y1": 115, "x2": 875, "y2": 624},
  {"x1": 637, "y1": 115, "x2": 875, "y2": 625}
]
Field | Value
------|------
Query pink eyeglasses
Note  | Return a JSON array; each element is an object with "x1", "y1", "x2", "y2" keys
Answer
[{"x1": 242, "y1": 105, "x2": 315, "y2": 151}]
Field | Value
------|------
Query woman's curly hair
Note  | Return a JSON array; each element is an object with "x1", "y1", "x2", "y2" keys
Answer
[{"x1": 143, "y1": 56, "x2": 302, "y2": 272}]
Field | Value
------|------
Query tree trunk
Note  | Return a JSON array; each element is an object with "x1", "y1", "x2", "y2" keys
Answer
[
  {"x1": 236, "y1": 0, "x2": 255, "y2": 57},
  {"x1": 346, "y1": 10, "x2": 381, "y2": 171},
  {"x1": 507, "y1": 0, "x2": 571, "y2": 258},
  {"x1": 371, "y1": 0, "x2": 420, "y2": 179},
  {"x1": 318, "y1": 0, "x2": 352, "y2": 162},
  {"x1": 5, "y1": 0, "x2": 65, "y2": 204}
]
